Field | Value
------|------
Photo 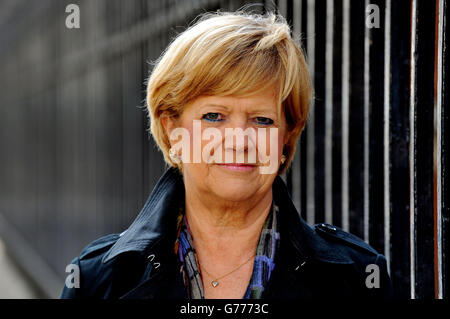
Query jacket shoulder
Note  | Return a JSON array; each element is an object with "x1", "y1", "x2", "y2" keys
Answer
[
  {"x1": 60, "y1": 232, "x2": 124, "y2": 299},
  {"x1": 314, "y1": 223, "x2": 378, "y2": 256},
  {"x1": 78, "y1": 233, "x2": 122, "y2": 261},
  {"x1": 312, "y1": 223, "x2": 394, "y2": 298}
]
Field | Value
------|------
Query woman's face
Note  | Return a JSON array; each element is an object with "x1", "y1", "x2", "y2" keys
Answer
[{"x1": 164, "y1": 87, "x2": 289, "y2": 203}]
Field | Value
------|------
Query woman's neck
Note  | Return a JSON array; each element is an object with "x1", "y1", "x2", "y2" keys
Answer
[{"x1": 184, "y1": 187, "x2": 273, "y2": 258}]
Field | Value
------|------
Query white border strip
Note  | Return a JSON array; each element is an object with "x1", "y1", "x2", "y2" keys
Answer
[{"x1": 409, "y1": 0, "x2": 417, "y2": 300}]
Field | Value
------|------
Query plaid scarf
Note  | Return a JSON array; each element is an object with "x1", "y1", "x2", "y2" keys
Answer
[{"x1": 174, "y1": 202, "x2": 280, "y2": 299}]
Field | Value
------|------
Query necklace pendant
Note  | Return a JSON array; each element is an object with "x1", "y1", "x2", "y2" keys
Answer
[{"x1": 211, "y1": 280, "x2": 219, "y2": 288}]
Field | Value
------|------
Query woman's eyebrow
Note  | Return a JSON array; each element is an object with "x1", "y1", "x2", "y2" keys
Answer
[
  {"x1": 200, "y1": 103, "x2": 277, "y2": 114},
  {"x1": 248, "y1": 108, "x2": 277, "y2": 115},
  {"x1": 198, "y1": 103, "x2": 278, "y2": 117}
]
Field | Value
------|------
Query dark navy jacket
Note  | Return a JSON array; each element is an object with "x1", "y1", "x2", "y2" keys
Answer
[{"x1": 60, "y1": 167, "x2": 393, "y2": 299}]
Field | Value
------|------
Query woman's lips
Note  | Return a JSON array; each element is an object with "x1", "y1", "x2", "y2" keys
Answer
[{"x1": 216, "y1": 163, "x2": 257, "y2": 172}]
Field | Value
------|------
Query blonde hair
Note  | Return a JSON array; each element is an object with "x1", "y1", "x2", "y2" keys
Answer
[{"x1": 146, "y1": 10, "x2": 312, "y2": 175}]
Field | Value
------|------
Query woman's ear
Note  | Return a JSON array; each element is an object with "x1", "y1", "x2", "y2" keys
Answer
[{"x1": 161, "y1": 114, "x2": 177, "y2": 144}]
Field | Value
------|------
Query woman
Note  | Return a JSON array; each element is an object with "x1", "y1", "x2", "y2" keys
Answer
[{"x1": 61, "y1": 11, "x2": 393, "y2": 299}]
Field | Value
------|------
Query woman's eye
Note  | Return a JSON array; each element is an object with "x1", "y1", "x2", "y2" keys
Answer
[
  {"x1": 202, "y1": 112, "x2": 223, "y2": 122},
  {"x1": 254, "y1": 117, "x2": 274, "y2": 125}
]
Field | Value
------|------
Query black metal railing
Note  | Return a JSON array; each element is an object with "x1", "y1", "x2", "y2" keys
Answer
[{"x1": 0, "y1": 0, "x2": 447, "y2": 299}]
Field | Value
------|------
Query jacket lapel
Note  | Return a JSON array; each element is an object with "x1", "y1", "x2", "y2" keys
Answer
[
  {"x1": 272, "y1": 176, "x2": 355, "y2": 265},
  {"x1": 101, "y1": 168, "x2": 185, "y2": 264}
]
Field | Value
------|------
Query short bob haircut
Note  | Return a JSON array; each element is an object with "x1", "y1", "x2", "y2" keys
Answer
[{"x1": 146, "y1": 10, "x2": 312, "y2": 175}]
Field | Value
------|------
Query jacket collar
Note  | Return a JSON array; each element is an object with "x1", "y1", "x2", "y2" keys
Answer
[
  {"x1": 271, "y1": 175, "x2": 354, "y2": 264},
  {"x1": 102, "y1": 167, "x2": 354, "y2": 265},
  {"x1": 102, "y1": 167, "x2": 184, "y2": 263}
]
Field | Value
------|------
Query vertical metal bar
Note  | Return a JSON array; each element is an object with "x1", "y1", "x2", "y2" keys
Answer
[
  {"x1": 265, "y1": 0, "x2": 277, "y2": 12},
  {"x1": 384, "y1": 0, "x2": 392, "y2": 273},
  {"x1": 299, "y1": 1, "x2": 309, "y2": 222},
  {"x1": 278, "y1": 0, "x2": 290, "y2": 196},
  {"x1": 409, "y1": 0, "x2": 417, "y2": 299},
  {"x1": 389, "y1": 0, "x2": 414, "y2": 298},
  {"x1": 435, "y1": 0, "x2": 444, "y2": 300},
  {"x1": 292, "y1": 0, "x2": 303, "y2": 212},
  {"x1": 313, "y1": 0, "x2": 326, "y2": 224},
  {"x1": 331, "y1": 0, "x2": 343, "y2": 228},
  {"x1": 413, "y1": 0, "x2": 436, "y2": 299},
  {"x1": 363, "y1": 0, "x2": 370, "y2": 243},
  {"x1": 228, "y1": 0, "x2": 241, "y2": 11},
  {"x1": 341, "y1": 0, "x2": 350, "y2": 231},
  {"x1": 279, "y1": 0, "x2": 288, "y2": 17},
  {"x1": 347, "y1": 1, "x2": 366, "y2": 239},
  {"x1": 325, "y1": 0, "x2": 334, "y2": 224},
  {"x1": 306, "y1": 0, "x2": 315, "y2": 225},
  {"x1": 293, "y1": 0, "x2": 302, "y2": 39},
  {"x1": 367, "y1": 0, "x2": 385, "y2": 254}
]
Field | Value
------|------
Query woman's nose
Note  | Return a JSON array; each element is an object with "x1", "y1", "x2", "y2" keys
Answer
[{"x1": 222, "y1": 117, "x2": 256, "y2": 154}]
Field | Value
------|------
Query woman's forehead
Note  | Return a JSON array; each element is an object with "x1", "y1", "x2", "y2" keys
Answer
[{"x1": 196, "y1": 93, "x2": 277, "y2": 108}]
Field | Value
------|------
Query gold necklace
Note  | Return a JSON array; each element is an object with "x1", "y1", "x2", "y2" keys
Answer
[{"x1": 199, "y1": 254, "x2": 256, "y2": 288}]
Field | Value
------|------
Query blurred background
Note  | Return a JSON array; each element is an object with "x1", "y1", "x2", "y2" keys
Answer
[{"x1": 0, "y1": 0, "x2": 448, "y2": 299}]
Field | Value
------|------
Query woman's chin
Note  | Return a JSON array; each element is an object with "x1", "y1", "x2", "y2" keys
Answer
[
  {"x1": 212, "y1": 187, "x2": 255, "y2": 202},
  {"x1": 205, "y1": 164, "x2": 268, "y2": 200}
]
